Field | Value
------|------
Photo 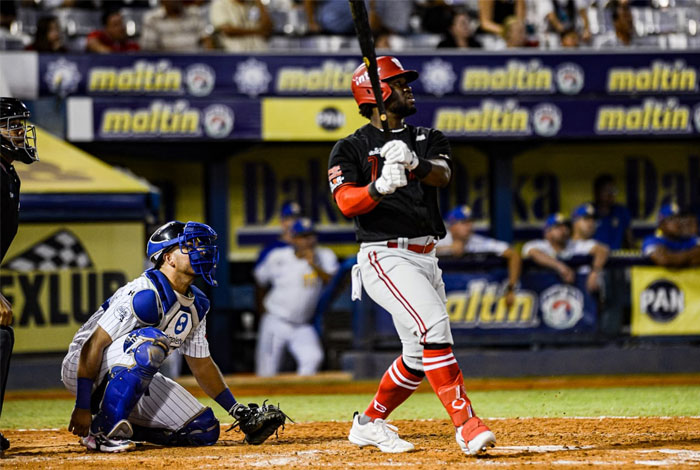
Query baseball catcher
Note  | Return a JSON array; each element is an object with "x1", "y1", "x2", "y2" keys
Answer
[{"x1": 228, "y1": 401, "x2": 292, "y2": 445}]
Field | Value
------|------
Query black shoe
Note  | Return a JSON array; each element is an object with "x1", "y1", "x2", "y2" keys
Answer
[{"x1": 0, "y1": 432, "x2": 9, "y2": 451}]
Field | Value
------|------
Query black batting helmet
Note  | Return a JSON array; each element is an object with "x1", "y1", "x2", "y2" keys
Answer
[{"x1": 0, "y1": 97, "x2": 38, "y2": 164}]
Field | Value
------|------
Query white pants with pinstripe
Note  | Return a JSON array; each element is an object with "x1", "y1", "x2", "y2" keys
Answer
[
  {"x1": 357, "y1": 242, "x2": 453, "y2": 372},
  {"x1": 61, "y1": 335, "x2": 205, "y2": 431}
]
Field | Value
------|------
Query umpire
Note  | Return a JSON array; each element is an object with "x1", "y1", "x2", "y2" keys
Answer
[{"x1": 0, "y1": 97, "x2": 39, "y2": 454}]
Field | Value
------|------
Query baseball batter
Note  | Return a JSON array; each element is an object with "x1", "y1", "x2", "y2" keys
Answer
[
  {"x1": 254, "y1": 218, "x2": 339, "y2": 376},
  {"x1": 62, "y1": 221, "x2": 252, "y2": 452},
  {"x1": 328, "y1": 56, "x2": 496, "y2": 456}
]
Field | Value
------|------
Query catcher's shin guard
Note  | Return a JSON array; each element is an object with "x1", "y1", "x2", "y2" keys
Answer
[
  {"x1": 0, "y1": 326, "x2": 14, "y2": 417},
  {"x1": 131, "y1": 407, "x2": 220, "y2": 446},
  {"x1": 91, "y1": 328, "x2": 169, "y2": 436}
]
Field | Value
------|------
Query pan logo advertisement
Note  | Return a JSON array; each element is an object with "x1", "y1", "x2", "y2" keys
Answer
[
  {"x1": 631, "y1": 266, "x2": 700, "y2": 335},
  {"x1": 0, "y1": 223, "x2": 144, "y2": 353}
]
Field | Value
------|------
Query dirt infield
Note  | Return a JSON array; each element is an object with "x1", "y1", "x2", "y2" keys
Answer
[
  {"x1": 3, "y1": 374, "x2": 700, "y2": 469},
  {"x1": 3, "y1": 417, "x2": 700, "y2": 469}
]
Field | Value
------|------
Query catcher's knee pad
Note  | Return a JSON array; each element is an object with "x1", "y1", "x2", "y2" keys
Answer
[
  {"x1": 174, "y1": 407, "x2": 220, "y2": 446},
  {"x1": 422, "y1": 316, "x2": 454, "y2": 346},
  {"x1": 130, "y1": 408, "x2": 220, "y2": 447},
  {"x1": 91, "y1": 329, "x2": 169, "y2": 435}
]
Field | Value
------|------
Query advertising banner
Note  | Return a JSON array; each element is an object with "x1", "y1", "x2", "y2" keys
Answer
[
  {"x1": 67, "y1": 95, "x2": 700, "y2": 142},
  {"x1": 38, "y1": 52, "x2": 699, "y2": 99},
  {"x1": 0, "y1": 223, "x2": 144, "y2": 353},
  {"x1": 262, "y1": 98, "x2": 367, "y2": 141},
  {"x1": 631, "y1": 266, "x2": 700, "y2": 336},
  {"x1": 371, "y1": 270, "x2": 598, "y2": 336}
]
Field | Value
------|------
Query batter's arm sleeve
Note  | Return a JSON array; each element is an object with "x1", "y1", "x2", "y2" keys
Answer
[
  {"x1": 329, "y1": 139, "x2": 381, "y2": 217},
  {"x1": 180, "y1": 317, "x2": 210, "y2": 358}
]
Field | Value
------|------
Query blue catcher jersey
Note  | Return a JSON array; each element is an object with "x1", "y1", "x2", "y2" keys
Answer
[{"x1": 67, "y1": 268, "x2": 211, "y2": 358}]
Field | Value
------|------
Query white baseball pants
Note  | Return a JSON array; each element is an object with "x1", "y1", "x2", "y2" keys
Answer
[{"x1": 255, "y1": 313, "x2": 323, "y2": 377}]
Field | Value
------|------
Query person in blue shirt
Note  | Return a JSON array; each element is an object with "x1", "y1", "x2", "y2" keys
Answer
[
  {"x1": 592, "y1": 174, "x2": 633, "y2": 250},
  {"x1": 642, "y1": 202, "x2": 700, "y2": 267}
]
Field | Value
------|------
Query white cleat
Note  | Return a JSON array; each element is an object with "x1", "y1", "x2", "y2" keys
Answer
[
  {"x1": 81, "y1": 431, "x2": 135, "y2": 453},
  {"x1": 348, "y1": 412, "x2": 415, "y2": 453},
  {"x1": 456, "y1": 417, "x2": 496, "y2": 456}
]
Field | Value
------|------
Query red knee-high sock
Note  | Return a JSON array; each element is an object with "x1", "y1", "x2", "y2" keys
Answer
[
  {"x1": 423, "y1": 346, "x2": 474, "y2": 427},
  {"x1": 364, "y1": 356, "x2": 423, "y2": 421}
]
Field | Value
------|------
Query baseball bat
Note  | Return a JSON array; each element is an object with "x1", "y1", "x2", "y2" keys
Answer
[{"x1": 348, "y1": 0, "x2": 391, "y2": 137}]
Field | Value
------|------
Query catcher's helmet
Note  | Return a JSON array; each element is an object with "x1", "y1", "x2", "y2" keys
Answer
[
  {"x1": 147, "y1": 221, "x2": 219, "y2": 286},
  {"x1": 351, "y1": 56, "x2": 418, "y2": 106},
  {"x1": 0, "y1": 97, "x2": 38, "y2": 164}
]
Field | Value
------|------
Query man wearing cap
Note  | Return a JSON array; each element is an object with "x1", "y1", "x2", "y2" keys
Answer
[
  {"x1": 570, "y1": 203, "x2": 610, "y2": 292},
  {"x1": 253, "y1": 218, "x2": 339, "y2": 376},
  {"x1": 642, "y1": 203, "x2": 700, "y2": 267},
  {"x1": 522, "y1": 208, "x2": 608, "y2": 292},
  {"x1": 436, "y1": 205, "x2": 521, "y2": 306}
]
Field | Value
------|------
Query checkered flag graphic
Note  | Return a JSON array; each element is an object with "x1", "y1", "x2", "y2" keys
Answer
[{"x1": 1, "y1": 230, "x2": 93, "y2": 272}]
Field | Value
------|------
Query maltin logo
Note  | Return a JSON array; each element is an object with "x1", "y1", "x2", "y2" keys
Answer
[
  {"x1": 640, "y1": 279, "x2": 684, "y2": 322},
  {"x1": 316, "y1": 107, "x2": 345, "y2": 131}
]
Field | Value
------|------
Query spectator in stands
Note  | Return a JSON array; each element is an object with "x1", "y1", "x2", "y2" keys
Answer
[
  {"x1": 140, "y1": 0, "x2": 213, "y2": 52},
  {"x1": 86, "y1": 10, "x2": 140, "y2": 53},
  {"x1": 369, "y1": 0, "x2": 413, "y2": 36},
  {"x1": 522, "y1": 211, "x2": 608, "y2": 292},
  {"x1": 592, "y1": 174, "x2": 633, "y2": 250},
  {"x1": 304, "y1": 0, "x2": 355, "y2": 34},
  {"x1": 27, "y1": 16, "x2": 67, "y2": 53},
  {"x1": 598, "y1": 0, "x2": 635, "y2": 47},
  {"x1": 478, "y1": 0, "x2": 526, "y2": 37},
  {"x1": 436, "y1": 205, "x2": 521, "y2": 306},
  {"x1": 643, "y1": 203, "x2": 700, "y2": 267},
  {"x1": 210, "y1": 0, "x2": 272, "y2": 52},
  {"x1": 437, "y1": 8, "x2": 482, "y2": 48},
  {"x1": 502, "y1": 15, "x2": 527, "y2": 47},
  {"x1": 537, "y1": 0, "x2": 592, "y2": 44},
  {"x1": 570, "y1": 203, "x2": 609, "y2": 292}
]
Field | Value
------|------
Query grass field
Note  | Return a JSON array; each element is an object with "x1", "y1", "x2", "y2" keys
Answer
[{"x1": 4, "y1": 384, "x2": 700, "y2": 429}]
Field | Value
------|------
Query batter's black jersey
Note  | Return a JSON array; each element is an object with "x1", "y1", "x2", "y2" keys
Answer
[
  {"x1": 328, "y1": 123, "x2": 452, "y2": 242},
  {"x1": 0, "y1": 160, "x2": 20, "y2": 262}
]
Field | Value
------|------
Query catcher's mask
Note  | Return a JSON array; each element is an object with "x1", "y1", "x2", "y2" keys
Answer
[
  {"x1": 351, "y1": 56, "x2": 418, "y2": 106},
  {"x1": 147, "y1": 221, "x2": 219, "y2": 286},
  {"x1": 0, "y1": 97, "x2": 38, "y2": 164}
]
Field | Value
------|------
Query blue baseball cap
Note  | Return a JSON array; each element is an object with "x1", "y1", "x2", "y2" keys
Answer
[
  {"x1": 658, "y1": 202, "x2": 680, "y2": 223},
  {"x1": 446, "y1": 205, "x2": 473, "y2": 225},
  {"x1": 290, "y1": 217, "x2": 314, "y2": 237},
  {"x1": 571, "y1": 203, "x2": 595, "y2": 221},
  {"x1": 280, "y1": 202, "x2": 302, "y2": 218},
  {"x1": 544, "y1": 212, "x2": 568, "y2": 230}
]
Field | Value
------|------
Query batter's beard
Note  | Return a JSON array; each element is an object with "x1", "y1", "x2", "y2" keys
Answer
[{"x1": 388, "y1": 100, "x2": 417, "y2": 118}]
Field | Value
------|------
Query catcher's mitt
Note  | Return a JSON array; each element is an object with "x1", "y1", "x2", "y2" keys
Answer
[{"x1": 227, "y1": 401, "x2": 292, "y2": 445}]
